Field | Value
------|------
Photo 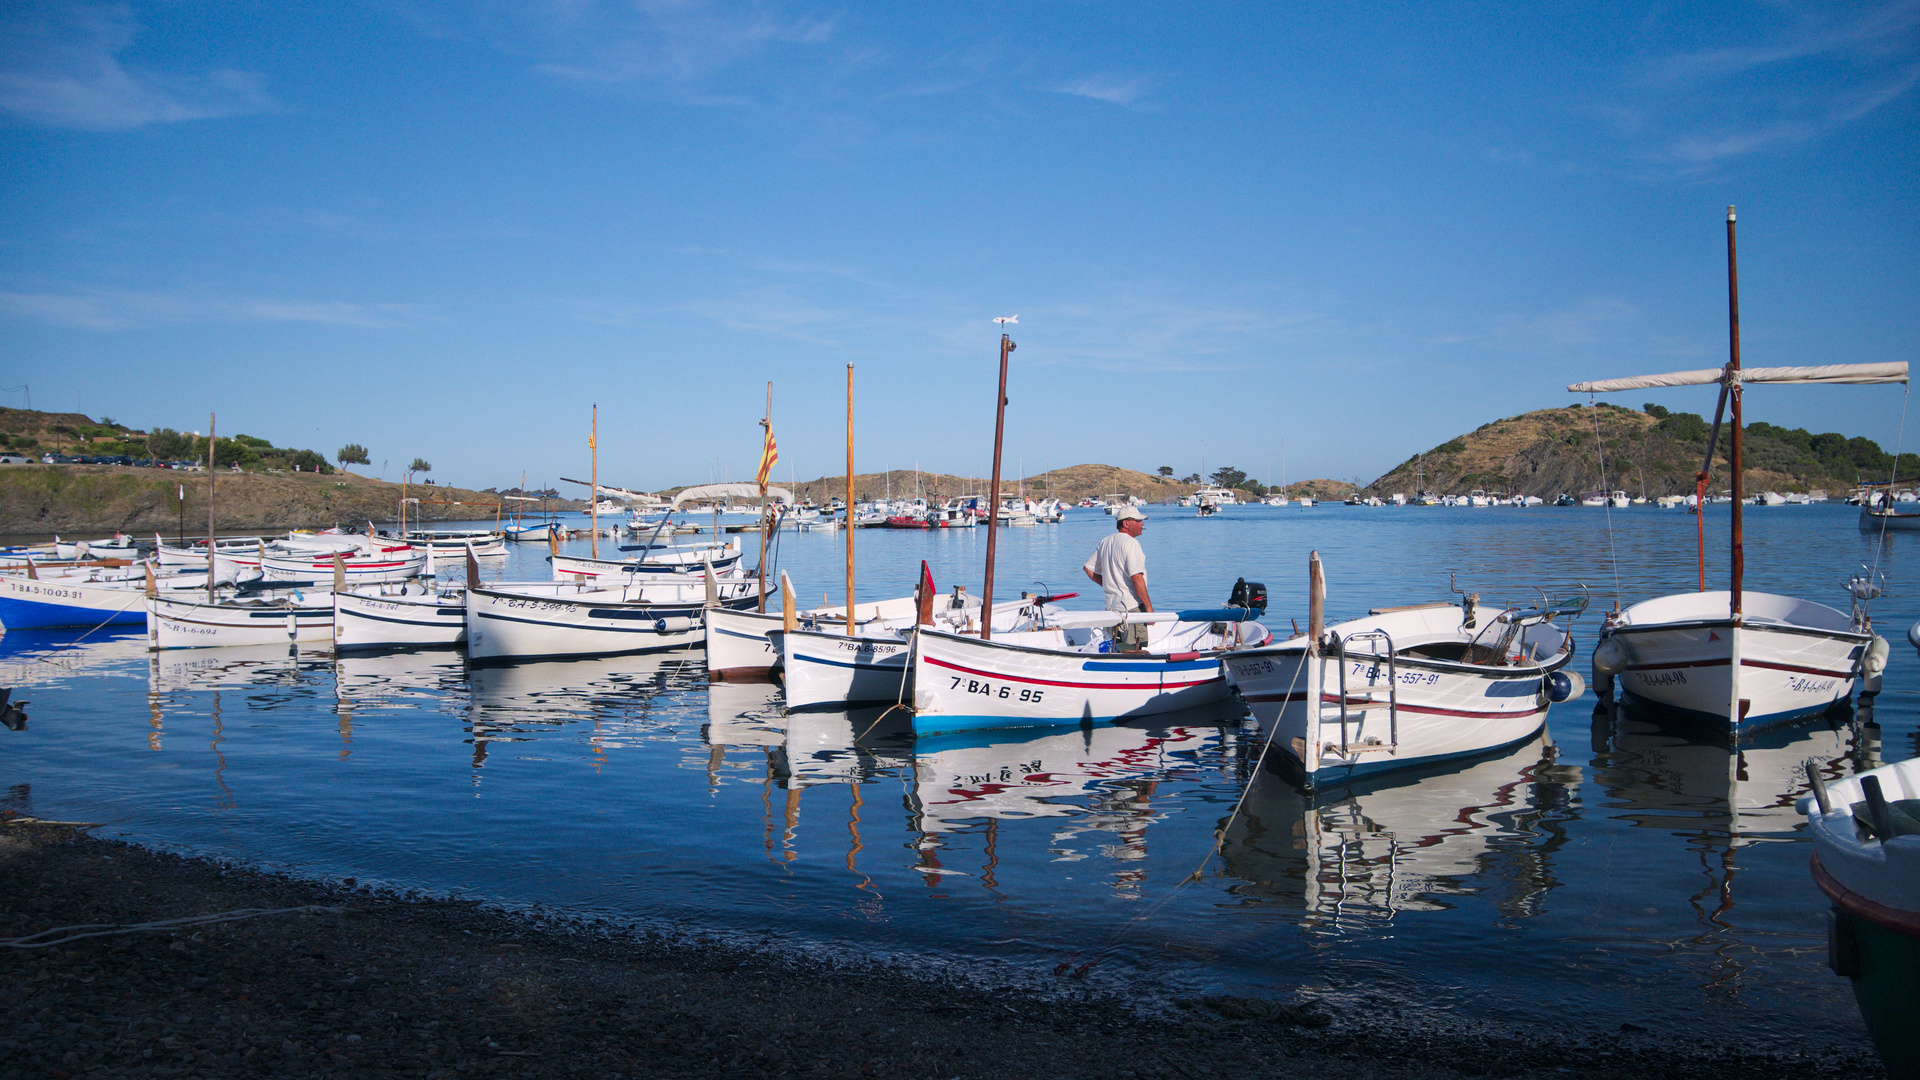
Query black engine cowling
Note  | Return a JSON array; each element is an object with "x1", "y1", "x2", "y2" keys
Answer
[{"x1": 1228, "y1": 578, "x2": 1267, "y2": 612}]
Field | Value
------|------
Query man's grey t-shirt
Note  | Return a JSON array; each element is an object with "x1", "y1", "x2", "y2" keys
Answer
[{"x1": 1083, "y1": 531, "x2": 1147, "y2": 611}]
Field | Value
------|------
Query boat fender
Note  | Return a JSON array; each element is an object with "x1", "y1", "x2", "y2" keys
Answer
[
  {"x1": 1547, "y1": 670, "x2": 1584, "y2": 703},
  {"x1": 1863, "y1": 635, "x2": 1890, "y2": 679},
  {"x1": 653, "y1": 617, "x2": 693, "y2": 634},
  {"x1": 1591, "y1": 637, "x2": 1628, "y2": 677}
]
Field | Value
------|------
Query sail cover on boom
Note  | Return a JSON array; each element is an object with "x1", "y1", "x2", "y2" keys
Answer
[{"x1": 1568, "y1": 362, "x2": 1908, "y2": 394}]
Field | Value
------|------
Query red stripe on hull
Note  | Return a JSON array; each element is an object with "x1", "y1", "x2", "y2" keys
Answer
[
  {"x1": 1625, "y1": 657, "x2": 1854, "y2": 679},
  {"x1": 1241, "y1": 690, "x2": 1543, "y2": 722},
  {"x1": 924, "y1": 654, "x2": 1220, "y2": 692}
]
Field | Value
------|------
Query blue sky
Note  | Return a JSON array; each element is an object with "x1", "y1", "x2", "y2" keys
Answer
[{"x1": 2, "y1": 0, "x2": 1915, "y2": 492}]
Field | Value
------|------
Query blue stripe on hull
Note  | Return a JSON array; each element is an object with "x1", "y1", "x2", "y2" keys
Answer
[
  {"x1": 1619, "y1": 688, "x2": 1848, "y2": 731},
  {"x1": 0, "y1": 596, "x2": 146, "y2": 629},
  {"x1": 1301, "y1": 727, "x2": 1545, "y2": 785}
]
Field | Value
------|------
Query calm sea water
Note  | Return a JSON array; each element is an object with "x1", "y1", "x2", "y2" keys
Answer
[{"x1": 3, "y1": 503, "x2": 1911, "y2": 1052}]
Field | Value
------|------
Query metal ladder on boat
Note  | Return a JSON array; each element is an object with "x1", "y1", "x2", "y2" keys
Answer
[{"x1": 1327, "y1": 629, "x2": 1399, "y2": 755}]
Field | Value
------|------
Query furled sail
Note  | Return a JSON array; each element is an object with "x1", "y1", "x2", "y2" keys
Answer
[
  {"x1": 670, "y1": 483, "x2": 795, "y2": 508},
  {"x1": 1569, "y1": 361, "x2": 1907, "y2": 394}
]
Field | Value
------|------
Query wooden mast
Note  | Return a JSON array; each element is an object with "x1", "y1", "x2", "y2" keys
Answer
[
  {"x1": 1725, "y1": 204, "x2": 1746, "y2": 728},
  {"x1": 205, "y1": 413, "x2": 216, "y2": 604},
  {"x1": 1726, "y1": 206, "x2": 1743, "y2": 618},
  {"x1": 980, "y1": 330, "x2": 1014, "y2": 639},
  {"x1": 590, "y1": 403, "x2": 599, "y2": 560},
  {"x1": 757, "y1": 382, "x2": 772, "y2": 614},
  {"x1": 845, "y1": 364, "x2": 855, "y2": 634}
]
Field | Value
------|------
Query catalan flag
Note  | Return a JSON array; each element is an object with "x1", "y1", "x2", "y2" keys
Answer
[{"x1": 755, "y1": 424, "x2": 778, "y2": 487}]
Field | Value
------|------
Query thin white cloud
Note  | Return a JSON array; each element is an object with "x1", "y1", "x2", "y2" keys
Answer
[
  {"x1": 0, "y1": 2, "x2": 278, "y2": 130},
  {"x1": 1051, "y1": 73, "x2": 1156, "y2": 108},
  {"x1": 1655, "y1": 67, "x2": 1920, "y2": 169},
  {"x1": 0, "y1": 287, "x2": 419, "y2": 330},
  {"x1": 1644, "y1": 1, "x2": 1920, "y2": 86},
  {"x1": 429, "y1": 0, "x2": 840, "y2": 103},
  {"x1": 1590, "y1": 1, "x2": 1920, "y2": 173}
]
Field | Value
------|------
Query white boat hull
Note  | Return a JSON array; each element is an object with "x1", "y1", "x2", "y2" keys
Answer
[
  {"x1": 908, "y1": 623, "x2": 1255, "y2": 737},
  {"x1": 550, "y1": 547, "x2": 742, "y2": 582},
  {"x1": 0, "y1": 573, "x2": 153, "y2": 629},
  {"x1": 1598, "y1": 591, "x2": 1867, "y2": 727},
  {"x1": 260, "y1": 552, "x2": 424, "y2": 585},
  {"x1": 775, "y1": 627, "x2": 913, "y2": 709},
  {"x1": 1222, "y1": 601, "x2": 1575, "y2": 784},
  {"x1": 466, "y1": 586, "x2": 760, "y2": 662},
  {"x1": 148, "y1": 593, "x2": 335, "y2": 649},
  {"x1": 333, "y1": 587, "x2": 468, "y2": 650}
]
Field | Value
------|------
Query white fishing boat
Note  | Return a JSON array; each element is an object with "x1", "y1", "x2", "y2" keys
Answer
[
  {"x1": 550, "y1": 543, "x2": 744, "y2": 582},
  {"x1": 1576, "y1": 209, "x2": 1901, "y2": 731},
  {"x1": 0, "y1": 569, "x2": 152, "y2": 629},
  {"x1": 465, "y1": 577, "x2": 765, "y2": 662},
  {"x1": 259, "y1": 548, "x2": 425, "y2": 585},
  {"x1": 1592, "y1": 590, "x2": 1877, "y2": 726},
  {"x1": 1801, "y1": 756, "x2": 1920, "y2": 1080},
  {"x1": 1191, "y1": 486, "x2": 1240, "y2": 506},
  {"x1": 703, "y1": 591, "x2": 934, "y2": 681},
  {"x1": 333, "y1": 581, "x2": 469, "y2": 650},
  {"x1": 1221, "y1": 554, "x2": 1586, "y2": 786},
  {"x1": 504, "y1": 520, "x2": 561, "y2": 543},
  {"x1": 381, "y1": 529, "x2": 507, "y2": 557},
  {"x1": 907, "y1": 605, "x2": 1268, "y2": 737},
  {"x1": 148, "y1": 589, "x2": 335, "y2": 649},
  {"x1": 773, "y1": 592, "x2": 1050, "y2": 710}
]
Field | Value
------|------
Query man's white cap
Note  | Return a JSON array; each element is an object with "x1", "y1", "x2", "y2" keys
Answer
[{"x1": 1114, "y1": 506, "x2": 1147, "y2": 522}]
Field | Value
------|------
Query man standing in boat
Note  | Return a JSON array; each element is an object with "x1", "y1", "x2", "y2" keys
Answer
[{"x1": 1084, "y1": 506, "x2": 1153, "y2": 650}]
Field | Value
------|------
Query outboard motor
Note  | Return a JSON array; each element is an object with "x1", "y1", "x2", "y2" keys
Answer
[{"x1": 1227, "y1": 578, "x2": 1267, "y2": 612}]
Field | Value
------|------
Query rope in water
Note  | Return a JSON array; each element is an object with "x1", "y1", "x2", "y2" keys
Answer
[
  {"x1": 1, "y1": 906, "x2": 349, "y2": 949},
  {"x1": 1050, "y1": 654, "x2": 1304, "y2": 979}
]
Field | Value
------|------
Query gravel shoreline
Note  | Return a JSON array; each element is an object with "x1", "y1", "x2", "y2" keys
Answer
[{"x1": 1, "y1": 821, "x2": 1881, "y2": 1080}]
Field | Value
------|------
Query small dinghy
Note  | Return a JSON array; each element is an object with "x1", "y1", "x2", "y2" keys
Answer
[{"x1": 1802, "y1": 757, "x2": 1920, "y2": 1080}]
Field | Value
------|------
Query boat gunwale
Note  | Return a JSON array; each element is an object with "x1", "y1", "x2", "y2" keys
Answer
[
  {"x1": 1221, "y1": 640, "x2": 1574, "y2": 680},
  {"x1": 914, "y1": 625, "x2": 1241, "y2": 667}
]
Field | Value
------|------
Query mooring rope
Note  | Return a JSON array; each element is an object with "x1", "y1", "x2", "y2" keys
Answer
[
  {"x1": 1, "y1": 906, "x2": 348, "y2": 949},
  {"x1": 1051, "y1": 654, "x2": 1304, "y2": 979}
]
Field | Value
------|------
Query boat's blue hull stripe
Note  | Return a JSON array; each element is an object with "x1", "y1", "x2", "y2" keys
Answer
[{"x1": 0, "y1": 596, "x2": 146, "y2": 629}]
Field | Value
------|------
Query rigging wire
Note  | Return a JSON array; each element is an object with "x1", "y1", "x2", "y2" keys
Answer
[
  {"x1": 1588, "y1": 397, "x2": 1623, "y2": 606},
  {"x1": 1869, "y1": 383, "x2": 1910, "y2": 583}
]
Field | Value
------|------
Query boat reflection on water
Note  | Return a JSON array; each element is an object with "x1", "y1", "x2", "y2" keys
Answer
[
  {"x1": 149, "y1": 643, "x2": 333, "y2": 695},
  {"x1": 782, "y1": 707, "x2": 911, "y2": 787},
  {"x1": 463, "y1": 651, "x2": 705, "y2": 772},
  {"x1": 334, "y1": 649, "x2": 467, "y2": 713},
  {"x1": 907, "y1": 720, "x2": 1245, "y2": 892},
  {"x1": 1585, "y1": 697, "x2": 1878, "y2": 996},
  {"x1": 0, "y1": 628, "x2": 149, "y2": 704},
  {"x1": 1589, "y1": 699, "x2": 1874, "y2": 845},
  {"x1": 1219, "y1": 734, "x2": 1563, "y2": 928}
]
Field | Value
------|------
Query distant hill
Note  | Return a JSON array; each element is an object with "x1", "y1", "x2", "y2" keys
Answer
[
  {"x1": 1365, "y1": 403, "x2": 1915, "y2": 499},
  {"x1": 760, "y1": 464, "x2": 1202, "y2": 506}
]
